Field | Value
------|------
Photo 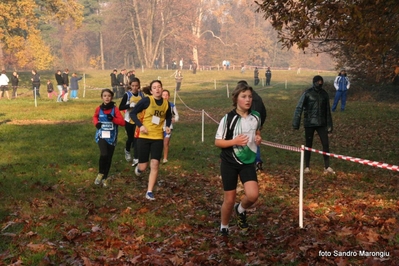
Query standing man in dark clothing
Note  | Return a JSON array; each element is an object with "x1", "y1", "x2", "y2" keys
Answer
[
  {"x1": 116, "y1": 69, "x2": 126, "y2": 98},
  {"x1": 292, "y1": 75, "x2": 335, "y2": 175},
  {"x1": 110, "y1": 69, "x2": 118, "y2": 97},
  {"x1": 254, "y1": 67, "x2": 260, "y2": 86},
  {"x1": 128, "y1": 70, "x2": 136, "y2": 84},
  {"x1": 31, "y1": 69, "x2": 41, "y2": 98},
  {"x1": 193, "y1": 61, "x2": 197, "y2": 74},
  {"x1": 265, "y1": 67, "x2": 272, "y2": 86}
]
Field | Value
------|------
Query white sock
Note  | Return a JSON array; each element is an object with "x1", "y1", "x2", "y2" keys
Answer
[
  {"x1": 220, "y1": 224, "x2": 229, "y2": 230},
  {"x1": 237, "y1": 203, "x2": 245, "y2": 214}
]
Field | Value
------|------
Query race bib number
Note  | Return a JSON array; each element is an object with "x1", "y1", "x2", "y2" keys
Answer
[
  {"x1": 151, "y1": 115, "x2": 160, "y2": 125},
  {"x1": 101, "y1": 131, "x2": 111, "y2": 138}
]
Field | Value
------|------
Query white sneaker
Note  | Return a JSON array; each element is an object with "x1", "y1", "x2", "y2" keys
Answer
[
  {"x1": 145, "y1": 191, "x2": 155, "y2": 200},
  {"x1": 304, "y1": 167, "x2": 311, "y2": 174},
  {"x1": 324, "y1": 167, "x2": 335, "y2": 174},
  {"x1": 135, "y1": 166, "x2": 142, "y2": 176},
  {"x1": 132, "y1": 159, "x2": 139, "y2": 167},
  {"x1": 102, "y1": 178, "x2": 109, "y2": 187},
  {"x1": 124, "y1": 149, "x2": 131, "y2": 161},
  {"x1": 162, "y1": 159, "x2": 168, "y2": 164},
  {"x1": 94, "y1": 173, "x2": 103, "y2": 185}
]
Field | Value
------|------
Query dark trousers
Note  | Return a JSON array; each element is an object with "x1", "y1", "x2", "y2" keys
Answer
[
  {"x1": 125, "y1": 122, "x2": 137, "y2": 159},
  {"x1": 332, "y1": 90, "x2": 347, "y2": 111},
  {"x1": 98, "y1": 139, "x2": 115, "y2": 179},
  {"x1": 118, "y1": 86, "x2": 125, "y2": 98},
  {"x1": 32, "y1": 83, "x2": 41, "y2": 98},
  {"x1": 112, "y1": 86, "x2": 118, "y2": 97},
  {"x1": 304, "y1": 126, "x2": 330, "y2": 168},
  {"x1": 254, "y1": 78, "x2": 259, "y2": 86},
  {"x1": 176, "y1": 82, "x2": 181, "y2": 91},
  {"x1": 12, "y1": 86, "x2": 17, "y2": 98}
]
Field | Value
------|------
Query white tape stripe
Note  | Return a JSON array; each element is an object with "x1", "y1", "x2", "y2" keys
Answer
[{"x1": 303, "y1": 146, "x2": 399, "y2": 172}]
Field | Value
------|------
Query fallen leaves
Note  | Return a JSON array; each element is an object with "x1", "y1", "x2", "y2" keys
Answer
[{"x1": 1, "y1": 165, "x2": 399, "y2": 265}]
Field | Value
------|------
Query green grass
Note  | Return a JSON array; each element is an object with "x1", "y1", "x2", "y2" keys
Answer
[{"x1": 0, "y1": 68, "x2": 399, "y2": 264}]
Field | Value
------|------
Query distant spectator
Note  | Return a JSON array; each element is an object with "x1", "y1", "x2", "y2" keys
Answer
[
  {"x1": 116, "y1": 69, "x2": 126, "y2": 98},
  {"x1": 11, "y1": 71, "x2": 19, "y2": 99},
  {"x1": 55, "y1": 70, "x2": 64, "y2": 102},
  {"x1": 47, "y1": 80, "x2": 57, "y2": 99},
  {"x1": 110, "y1": 69, "x2": 118, "y2": 96},
  {"x1": 0, "y1": 70, "x2": 10, "y2": 100},
  {"x1": 154, "y1": 58, "x2": 159, "y2": 69},
  {"x1": 31, "y1": 69, "x2": 41, "y2": 98},
  {"x1": 175, "y1": 70, "x2": 183, "y2": 91},
  {"x1": 265, "y1": 67, "x2": 272, "y2": 86},
  {"x1": 193, "y1": 61, "x2": 197, "y2": 74},
  {"x1": 128, "y1": 70, "x2": 136, "y2": 84},
  {"x1": 70, "y1": 73, "x2": 83, "y2": 99},
  {"x1": 254, "y1": 67, "x2": 260, "y2": 86},
  {"x1": 240, "y1": 62, "x2": 245, "y2": 73},
  {"x1": 332, "y1": 69, "x2": 350, "y2": 112}
]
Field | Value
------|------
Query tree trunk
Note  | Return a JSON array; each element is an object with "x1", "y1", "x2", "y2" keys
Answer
[
  {"x1": 0, "y1": 43, "x2": 3, "y2": 70},
  {"x1": 100, "y1": 31, "x2": 104, "y2": 70}
]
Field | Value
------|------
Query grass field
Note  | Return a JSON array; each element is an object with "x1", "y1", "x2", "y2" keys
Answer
[{"x1": 0, "y1": 68, "x2": 398, "y2": 265}]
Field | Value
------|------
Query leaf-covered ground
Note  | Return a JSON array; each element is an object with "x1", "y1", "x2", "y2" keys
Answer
[{"x1": 1, "y1": 162, "x2": 398, "y2": 265}]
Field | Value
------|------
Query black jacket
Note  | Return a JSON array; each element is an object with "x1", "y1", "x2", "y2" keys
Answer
[
  {"x1": 55, "y1": 73, "x2": 64, "y2": 86},
  {"x1": 11, "y1": 75, "x2": 19, "y2": 86},
  {"x1": 251, "y1": 90, "x2": 267, "y2": 127},
  {"x1": 117, "y1": 73, "x2": 124, "y2": 86},
  {"x1": 110, "y1": 73, "x2": 118, "y2": 86},
  {"x1": 292, "y1": 86, "x2": 333, "y2": 132},
  {"x1": 62, "y1": 72, "x2": 69, "y2": 86}
]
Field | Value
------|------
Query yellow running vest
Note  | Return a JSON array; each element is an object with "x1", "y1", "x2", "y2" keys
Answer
[{"x1": 136, "y1": 96, "x2": 169, "y2": 139}]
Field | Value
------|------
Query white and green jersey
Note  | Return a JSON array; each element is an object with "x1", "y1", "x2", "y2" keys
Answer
[{"x1": 215, "y1": 109, "x2": 260, "y2": 165}]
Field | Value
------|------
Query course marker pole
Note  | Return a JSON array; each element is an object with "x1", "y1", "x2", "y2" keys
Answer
[
  {"x1": 34, "y1": 87, "x2": 37, "y2": 107},
  {"x1": 226, "y1": 84, "x2": 229, "y2": 98},
  {"x1": 83, "y1": 73, "x2": 86, "y2": 98},
  {"x1": 202, "y1": 109, "x2": 205, "y2": 142},
  {"x1": 299, "y1": 145, "x2": 304, "y2": 228},
  {"x1": 174, "y1": 88, "x2": 177, "y2": 105},
  {"x1": 214, "y1": 80, "x2": 216, "y2": 90}
]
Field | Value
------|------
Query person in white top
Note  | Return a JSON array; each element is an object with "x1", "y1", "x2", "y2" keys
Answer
[
  {"x1": 0, "y1": 70, "x2": 10, "y2": 100},
  {"x1": 161, "y1": 89, "x2": 179, "y2": 163},
  {"x1": 332, "y1": 69, "x2": 350, "y2": 112},
  {"x1": 179, "y1": 58, "x2": 183, "y2": 70}
]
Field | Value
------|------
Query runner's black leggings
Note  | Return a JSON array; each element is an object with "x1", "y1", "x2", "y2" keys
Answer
[
  {"x1": 98, "y1": 139, "x2": 115, "y2": 179},
  {"x1": 125, "y1": 122, "x2": 137, "y2": 158},
  {"x1": 304, "y1": 126, "x2": 330, "y2": 168}
]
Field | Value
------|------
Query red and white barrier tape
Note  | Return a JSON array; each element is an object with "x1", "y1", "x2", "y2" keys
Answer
[
  {"x1": 261, "y1": 141, "x2": 301, "y2": 152},
  {"x1": 176, "y1": 93, "x2": 202, "y2": 113},
  {"x1": 176, "y1": 93, "x2": 398, "y2": 172},
  {"x1": 303, "y1": 146, "x2": 399, "y2": 172}
]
